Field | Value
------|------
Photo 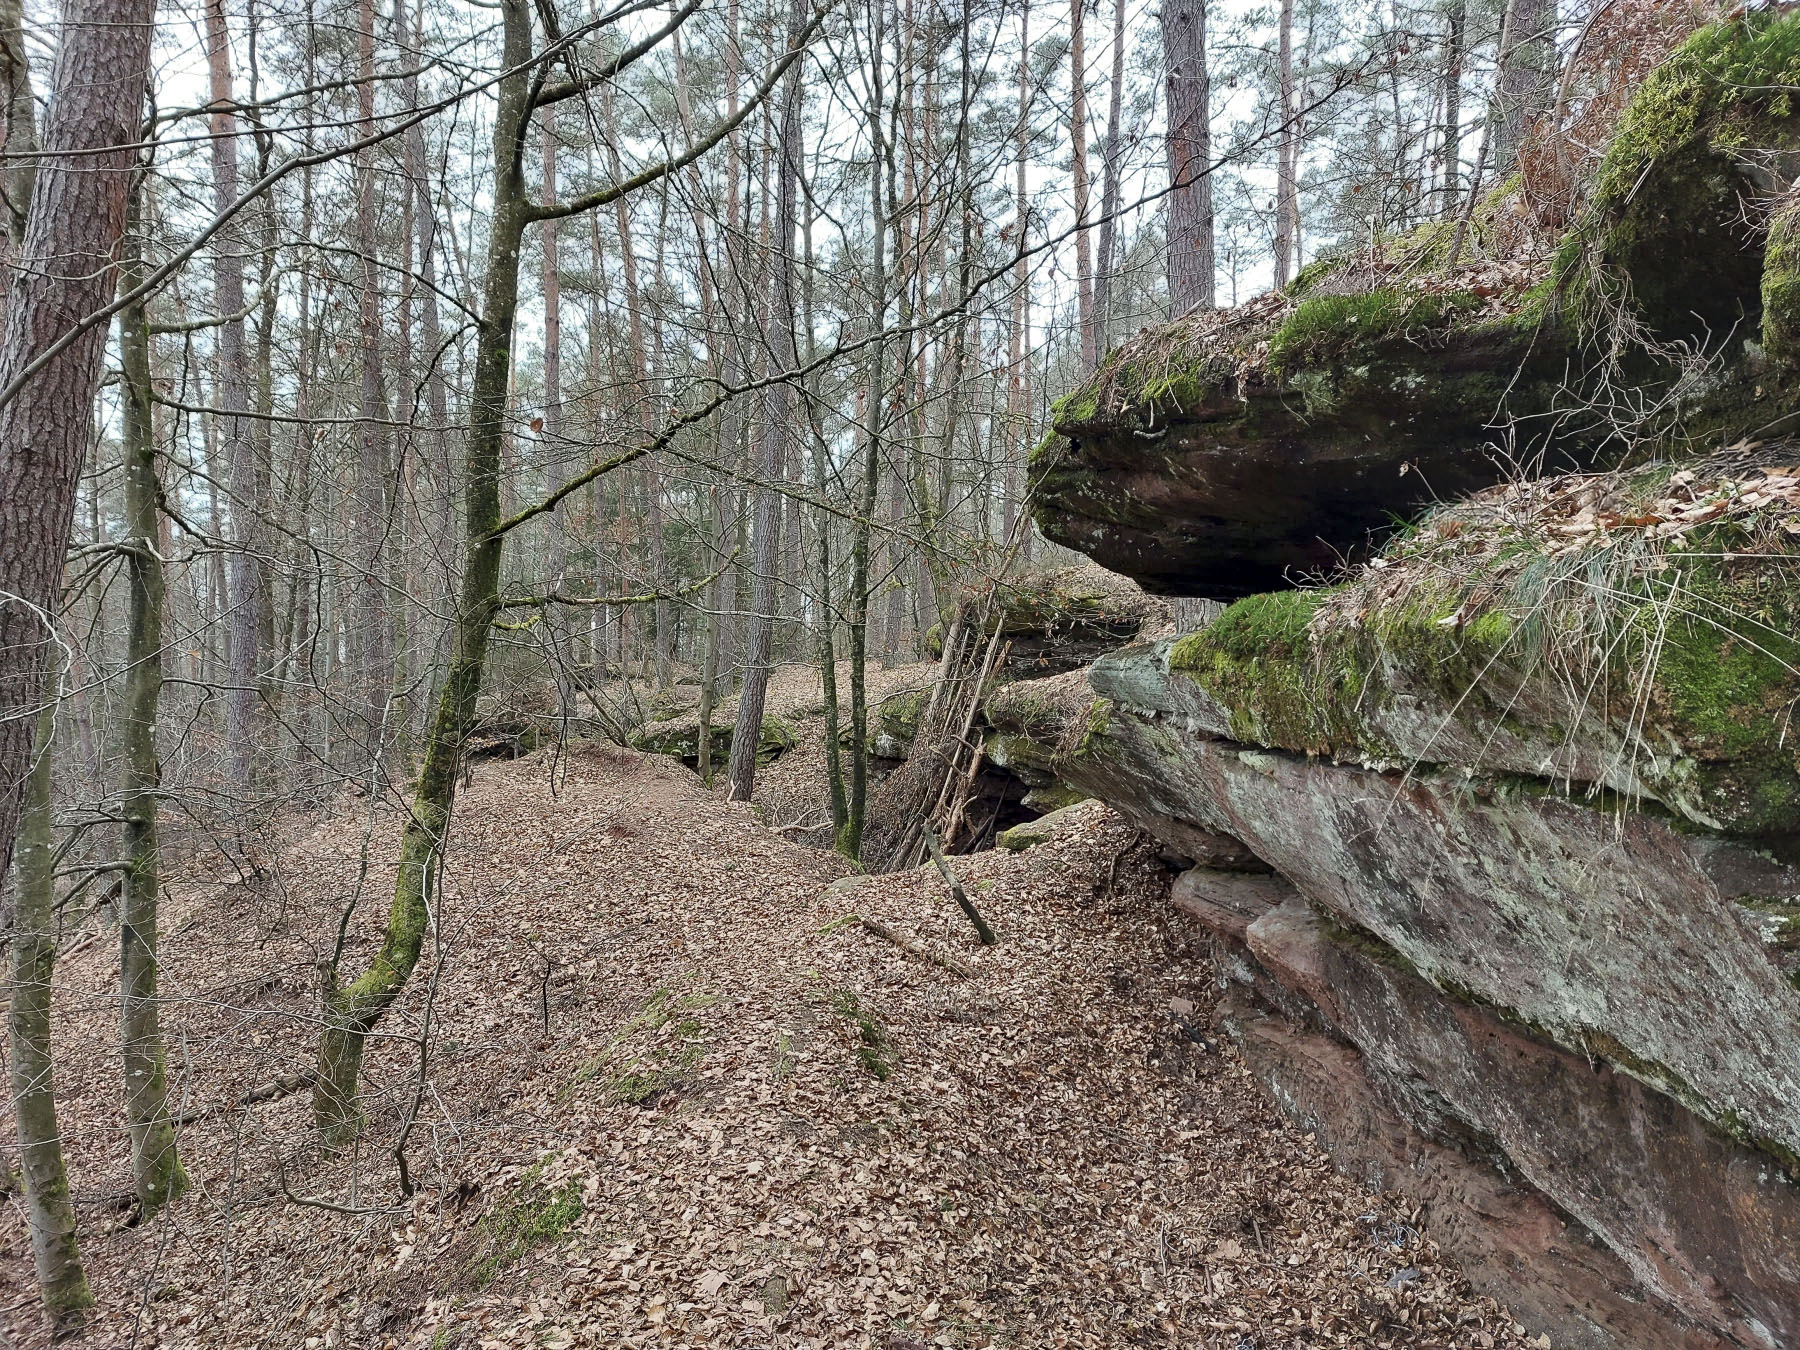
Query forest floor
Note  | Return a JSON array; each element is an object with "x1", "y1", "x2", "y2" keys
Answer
[{"x1": 0, "y1": 685, "x2": 1538, "y2": 1350}]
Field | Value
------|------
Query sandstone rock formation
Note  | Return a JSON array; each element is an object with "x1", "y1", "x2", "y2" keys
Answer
[
  {"x1": 1035, "y1": 8, "x2": 1800, "y2": 600},
  {"x1": 1012, "y1": 17, "x2": 1800, "y2": 1332},
  {"x1": 1000, "y1": 525, "x2": 1800, "y2": 1343}
]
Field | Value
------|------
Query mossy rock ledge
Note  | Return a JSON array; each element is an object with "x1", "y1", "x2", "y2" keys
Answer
[
  {"x1": 928, "y1": 562, "x2": 1165, "y2": 676},
  {"x1": 1037, "y1": 8, "x2": 1800, "y2": 600},
  {"x1": 629, "y1": 715, "x2": 796, "y2": 769},
  {"x1": 1032, "y1": 280, "x2": 1585, "y2": 598},
  {"x1": 1006, "y1": 455, "x2": 1800, "y2": 1344}
]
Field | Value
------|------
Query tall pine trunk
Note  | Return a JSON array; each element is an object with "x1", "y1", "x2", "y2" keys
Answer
[
  {"x1": 0, "y1": 0, "x2": 155, "y2": 904},
  {"x1": 206, "y1": 0, "x2": 262, "y2": 790},
  {"x1": 1164, "y1": 0, "x2": 1215, "y2": 312},
  {"x1": 1070, "y1": 0, "x2": 1095, "y2": 370},
  {"x1": 354, "y1": 0, "x2": 393, "y2": 764},
  {"x1": 1093, "y1": 0, "x2": 1126, "y2": 347}
]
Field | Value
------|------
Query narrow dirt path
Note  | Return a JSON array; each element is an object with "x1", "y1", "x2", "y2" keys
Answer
[{"x1": 1, "y1": 748, "x2": 1532, "y2": 1349}]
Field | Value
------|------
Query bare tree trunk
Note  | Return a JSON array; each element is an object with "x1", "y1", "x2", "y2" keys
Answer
[
  {"x1": 1495, "y1": 0, "x2": 1552, "y2": 176},
  {"x1": 1164, "y1": 0, "x2": 1215, "y2": 313},
  {"x1": 403, "y1": 0, "x2": 452, "y2": 730},
  {"x1": 118, "y1": 191, "x2": 187, "y2": 1217},
  {"x1": 673, "y1": 23, "x2": 726, "y2": 779},
  {"x1": 1273, "y1": 0, "x2": 1296, "y2": 289},
  {"x1": 1005, "y1": 0, "x2": 1030, "y2": 549},
  {"x1": 540, "y1": 103, "x2": 573, "y2": 719},
  {"x1": 1438, "y1": 0, "x2": 1466, "y2": 216},
  {"x1": 603, "y1": 84, "x2": 672, "y2": 688},
  {"x1": 0, "y1": 0, "x2": 155, "y2": 891},
  {"x1": 728, "y1": 0, "x2": 806, "y2": 802},
  {"x1": 355, "y1": 0, "x2": 393, "y2": 764},
  {"x1": 1093, "y1": 0, "x2": 1126, "y2": 346},
  {"x1": 206, "y1": 0, "x2": 262, "y2": 789},
  {"x1": 1070, "y1": 0, "x2": 1095, "y2": 371},
  {"x1": 842, "y1": 0, "x2": 888, "y2": 860},
  {"x1": 9, "y1": 683, "x2": 94, "y2": 1335}
]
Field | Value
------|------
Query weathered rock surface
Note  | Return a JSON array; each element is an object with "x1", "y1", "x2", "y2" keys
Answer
[
  {"x1": 1035, "y1": 9, "x2": 1800, "y2": 600},
  {"x1": 629, "y1": 714, "x2": 796, "y2": 768},
  {"x1": 931, "y1": 562, "x2": 1167, "y2": 676},
  {"x1": 1070, "y1": 644, "x2": 1800, "y2": 1166},
  {"x1": 1032, "y1": 288, "x2": 1581, "y2": 597},
  {"x1": 1029, "y1": 647, "x2": 1800, "y2": 1343},
  {"x1": 1233, "y1": 1009, "x2": 1733, "y2": 1350},
  {"x1": 1249, "y1": 898, "x2": 1800, "y2": 1346}
]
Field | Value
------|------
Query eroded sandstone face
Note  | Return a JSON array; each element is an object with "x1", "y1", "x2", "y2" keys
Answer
[
  {"x1": 1017, "y1": 17, "x2": 1800, "y2": 1340},
  {"x1": 1013, "y1": 638, "x2": 1800, "y2": 1347},
  {"x1": 1031, "y1": 286, "x2": 1585, "y2": 598}
]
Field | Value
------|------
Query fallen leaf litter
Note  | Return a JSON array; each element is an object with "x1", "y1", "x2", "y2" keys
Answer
[{"x1": 1, "y1": 741, "x2": 1538, "y2": 1349}]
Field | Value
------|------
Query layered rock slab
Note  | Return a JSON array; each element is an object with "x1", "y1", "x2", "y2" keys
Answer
[
  {"x1": 1248, "y1": 899, "x2": 1800, "y2": 1346},
  {"x1": 1007, "y1": 634, "x2": 1800, "y2": 1345},
  {"x1": 1070, "y1": 643, "x2": 1800, "y2": 1167},
  {"x1": 1032, "y1": 287, "x2": 1580, "y2": 597}
]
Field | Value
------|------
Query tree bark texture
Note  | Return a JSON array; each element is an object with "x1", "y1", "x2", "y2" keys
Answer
[
  {"x1": 1164, "y1": 0, "x2": 1215, "y2": 312},
  {"x1": 0, "y1": 0, "x2": 156, "y2": 893},
  {"x1": 118, "y1": 190, "x2": 188, "y2": 1217},
  {"x1": 8, "y1": 686, "x2": 94, "y2": 1335},
  {"x1": 355, "y1": 0, "x2": 394, "y2": 761}
]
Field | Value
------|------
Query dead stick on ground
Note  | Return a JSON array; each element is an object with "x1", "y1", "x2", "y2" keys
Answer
[
  {"x1": 173, "y1": 1071, "x2": 317, "y2": 1127},
  {"x1": 858, "y1": 916, "x2": 977, "y2": 978},
  {"x1": 925, "y1": 825, "x2": 997, "y2": 945}
]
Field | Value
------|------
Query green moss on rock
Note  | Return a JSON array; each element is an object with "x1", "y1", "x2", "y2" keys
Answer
[
  {"x1": 631, "y1": 715, "x2": 796, "y2": 768},
  {"x1": 1267, "y1": 288, "x2": 1483, "y2": 373},
  {"x1": 1572, "y1": 7, "x2": 1800, "y2": 342},
  {"x1": 1765, "y1": 203, "x2": 1800, "y2": 366},
  {"x1": 1159, "y1": 459, "x2": 1800, "y2": 835}
]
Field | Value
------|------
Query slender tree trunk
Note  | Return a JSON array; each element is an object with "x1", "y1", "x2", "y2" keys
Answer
[
  {"x1": 0, "y1": 0, "x2": 155, "y2": 890},
  {"x1": 603, "y1": 84, "x2": 672, "y2": 688},
  {"x1": 400, "y1": 0, "x2": 452, "y2": 726},
  {"x1": 1164, "y1": 0, "x2": 1215, "y2": 312},
  {"x1": 1005, "y1": 0, "x2": 1030, "y2": 549},
  {"x1": 541, "y1": 103, "x2": 575, "y2": 719},
  {"x1": 315, "y1": 0, "x2": 538, "y2": 1145},
  {"x1": 206, "y1": 0, "x2": 262, "y2": 789},
  {"x1": 9, "y1": 683, "x2": 94, "y2": 1335},
  {"x1": 801, "y1": 193, "x2": 848, "y2": 837},
  {"x1": 842, "y1": 0, "x2": 888, "y2": 859},
  {"x1": 118, "y1": 191, "x2": 187, "y2": 1217},
  {"x1": 1273, "y1": 0, "x2": 1296, "y2": 289},
  {"x1": 1438, "y1": 0, "x2": 1466, "y2": 216},
  {"x1": 728, "y1": 0, "x2": 805, "y2": 802},
  {"x1": 1070, "y1": 0, "x2": 1095, "y2": 370},
  {"x1": 355, "y1": 0, "x2": 393, "y2": 763},
  {"x1": 1093, "y1": 0, "x2": 1126, "y2": 347}
]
